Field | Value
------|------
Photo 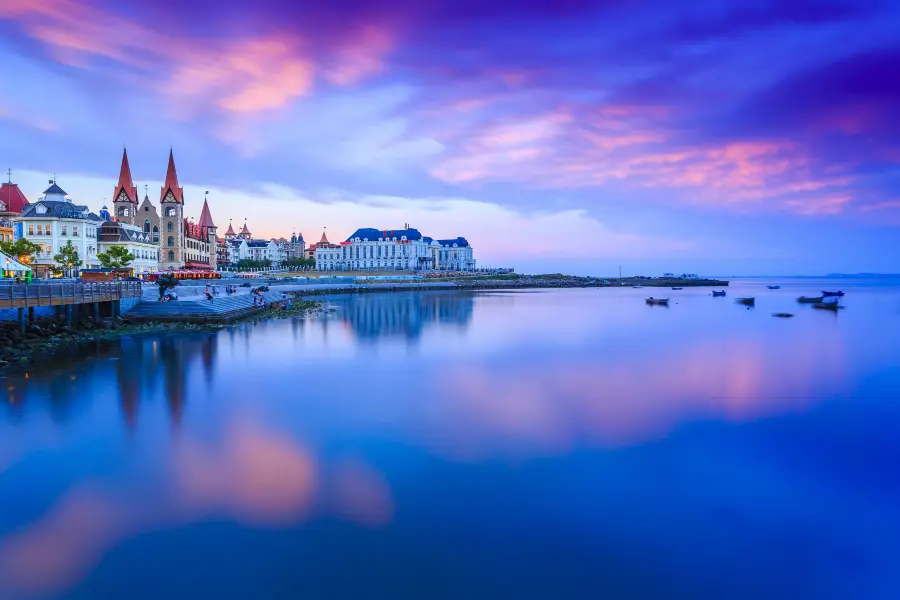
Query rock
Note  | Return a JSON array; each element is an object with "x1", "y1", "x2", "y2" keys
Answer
[
  {"x1": 26, "y1": 324, "x2": 42, "y2": 335},
  {"x1": 17, "y1": 356, "x2": 29, "y2": 366}
]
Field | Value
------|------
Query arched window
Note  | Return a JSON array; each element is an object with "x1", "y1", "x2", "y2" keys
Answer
[
  {"x1": 167, "y1": 236, "x2": 174, "y2": 247},
  {"x1": 144, "y1": 219, "x2": 151, "y2": 233},
  {"x1": 168, "y1": 250, "x2": 174, "y2": 262},
  {"x1": 167, "y1": 222, "x2": 173, "y2": 232}
]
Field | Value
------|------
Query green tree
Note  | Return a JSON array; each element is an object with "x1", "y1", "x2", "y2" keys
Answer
[
  {"x1": 156, "y1": 273, "x2": 180, "y2": 299},
  {"x1": 97, "y1": 245, "x2": 135, "y2": 269},
  {"x1": 53, "y1": 240, "x2": 82, "y2": 277},
  {"x1": 0, "y1": 238, "x2": 41, "y2": 265}
]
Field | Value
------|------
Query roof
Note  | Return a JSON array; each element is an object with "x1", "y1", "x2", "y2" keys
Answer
[
  {"x1": 225, "y1": 222, "x2": 236, "y2": 236},
  {"x1": 0, "y1": 182, "x2": 30, "y2": 214},
  {"x1": 228, "y1": 239, "x2": 245, "y2": 247},
  {"x1": 0, "y1": 248, "x2": 31, "y2": 272},
  {"x1": 43, "y1": 182, "x2": 67, "y2": 196},
  {"x1": 114, "y1": 147, "x2": 138, "y2": 204},
  {"x1": 159, "y1": 149, "x2": 184, "y2": 204},
  {"x1": 20, "y1": 200, "x2": 101, "y2": 221},
  {"x1": 319, "y1": 231, "x2": 330, "y2": 244},
  {"x1": 247, "y1": 240, "x2": 271, "y2": 248},
  {"x1": 198, "y1": 198, "x2": 216, "y2": 229},
  {"x1": 438, "y1": 237, "x2": 470, "y2": 247},
  {"x1": 240, "y1": 222, "x2": 251, "y2": 236},
  {"x1": 345, "y1": 227, "x2": 423, "y2": 242}
]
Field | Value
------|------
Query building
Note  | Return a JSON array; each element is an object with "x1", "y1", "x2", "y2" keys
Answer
[
  {"x1": 0, "y1": 218, "x2": 13, "y2": 243},
  {"x1": 1, "y1": 179, "x2": 31, "y2": 241},
  {"x1": 287, "y1": 231, "x2": 305, "y2": 259},
  {"x1": 316, "y1": 226, "x2": 475, "y2": 272},
  {"x1": 112, "y1": 148, "x2": 139, "y2": 225},
  {"x1": 248, "y1": 239, "x2": 281, "y2": 264},
  {"x1": 15, "y1": 180, "x2": 103, "y2": 277},
  {"x1": 158, "y1": 149, "x2": 217, "y2": 271},
  {"x1": 98, "y1": 220, "x2": 159, "y2": 276},
  {"x1": 311, "y1": 231, "x2": 342, "y2": 270}
]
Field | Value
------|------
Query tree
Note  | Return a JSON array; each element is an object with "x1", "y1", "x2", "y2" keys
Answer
[
  {"x1": 97, "y1": 245, "x2": 135, "y2": 269},
  {"x1": 53, "y1": 240, "x2": 82, "y2": 277},
  {"x1": 0, "y1": 238, "x2": 41, "y2": 265},
  {"x1": 156, "y1": 273, "x2": 180, "y2": 299}
]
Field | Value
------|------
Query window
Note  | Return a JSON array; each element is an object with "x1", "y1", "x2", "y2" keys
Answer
[
  {"x1": 168, "y1": 236, "x2": 174, "y2": 247},
  {"x1": 152, "y1": 226, "x2": 159, "y2": 242},
  {"x1": 144, "y1": 206, "x2": 149, "y2": 212},
  {"x1": 166, "y1": 208, "x2": 176, "y2": 217},
  {"x1": 144, "y1": 219, "x2": 151, "y2": 233},
  {"x1": 168, "y1": 250, "x2": 174, "y2": 262},
  {"x1": 61, "y1": 225, "x2": 67, "y2": 236},
  {"x1": 28, "y1": 225, "x2": 34, "y2": 235},
  {"x1": 167, "y1": 222, "x2": 173, "y2": 232},
  {"x1": 74, "y1": 226, "x2": 79, "y2": 236}
]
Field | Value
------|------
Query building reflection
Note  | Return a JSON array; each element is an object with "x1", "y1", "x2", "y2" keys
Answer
[{"x1": 330, "y1": 290, "x2": 474, "y2": 341}]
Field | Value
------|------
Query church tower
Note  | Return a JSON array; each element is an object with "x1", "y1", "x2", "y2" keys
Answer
[
  {"x1": 112, "y1": 147, "x2": 138, "y2": 225},
  {"x1": 159, "y1": 149, "x2": 185, "y2": 269},
  {"x1": 198, "y1": 194, "x2": 218, "y2": 271}
]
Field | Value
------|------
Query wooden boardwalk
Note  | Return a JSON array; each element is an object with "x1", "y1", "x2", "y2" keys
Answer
[{"x1": 0, "y1": 282, "x2": 143, "y2": 309}]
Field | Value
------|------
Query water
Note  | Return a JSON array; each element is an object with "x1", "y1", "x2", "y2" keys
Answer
[{"x1": 2, "y1": 281, "x2": 899, "y2": 600}]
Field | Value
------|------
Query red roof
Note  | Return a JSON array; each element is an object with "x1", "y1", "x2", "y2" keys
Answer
[
  {"x1": 159, "y1": 148, "x2": 184, "y2": 204},
  {"x1": 0, "y1": 183, "x2": 30, "y2": 215},
  {"x1": 225, "y1": 222, "x2": 236, "y2": 236},
  {"x1": 240, "y1": 222, "x2": 251, "y2": 237},
  {"x1": 319, "y1": 231, "x2": 329, "y2": 244},
  {"x1": 114, "y1": 147, "x2": 138, "y2": 205},
  {"x1": 198, "y1": 198, "x2": 216, "y2": 229}
]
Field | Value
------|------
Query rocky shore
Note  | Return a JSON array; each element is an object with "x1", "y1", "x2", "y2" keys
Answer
[{"x1": 0, "y1": 299, "x2": 322, "y2": 372}]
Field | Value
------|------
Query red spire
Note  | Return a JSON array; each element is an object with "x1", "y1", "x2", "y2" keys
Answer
[
  {"x1": 114, "y1": 147, "x2": 138, "y2": 204},
  {"x1": 198, "y1": 197, "x2": 215, "y2": 229},
  {"x1": 0, "y1": 182, "x2": 30, "y2": 215},
  {"x1": 225, "y1": 221, "x2": 236, "y2": 236},
  {"x1": 240, "y1": 222, "x2": 252, "y2": 237},
  {"x1": 159, "y1": 148, "x2": 184, "y2": 204},
  {"x1": 319, "y1": 230, "x2": 329, "y2": 244}
]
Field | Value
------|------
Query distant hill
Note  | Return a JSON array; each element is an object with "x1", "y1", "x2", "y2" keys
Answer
[{"x1": 825, "y1": 273, "x2": 900, "y2": 278}]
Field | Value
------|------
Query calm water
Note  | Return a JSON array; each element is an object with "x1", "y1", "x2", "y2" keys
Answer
[{"x1": 2, "y1": 280, "x2": 900, "y2": 600}]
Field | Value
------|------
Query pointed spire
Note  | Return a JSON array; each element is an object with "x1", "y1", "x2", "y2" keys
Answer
[
  {"x1": 114, "y1": 147, "x2": 138, "y2": 205},
  {"x1": 225, "y1": 219, "x2": 236, "y2": 237},
  {"x1": 319, "y1": 229, "x2": 329, "y2": 244},
  {"x1": 160, "y1": 147, "x2": 184, "y2": 204},
  {"x1": 198, "y1": 197, "x2": 215, "y2": 229}
]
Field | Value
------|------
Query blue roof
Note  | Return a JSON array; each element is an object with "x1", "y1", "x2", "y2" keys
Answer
[
  {"x1": 247, "y1": 240, "x2": 270, "y2": 247},
  {"x1": 423, "y1": 236, "x2": 433, "y2": 243},
  {"x1": 438, "y1": 237, "x2": 470, "y2": 247},
  {"x1": 346, "y1": 227, "x2": 423, "y2": 242},
  {"x1": 20, "y1": 200, "x2": 101, "y2": 221},
  {"x1": 43, "y1": 182, "x2": 67, "y2": 196}
]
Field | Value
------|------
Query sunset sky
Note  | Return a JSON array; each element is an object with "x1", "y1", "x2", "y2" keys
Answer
[{"x1": 1, "y1": 0, "x2": 898, "y2": 275}]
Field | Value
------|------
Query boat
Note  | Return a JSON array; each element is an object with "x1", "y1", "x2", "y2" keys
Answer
[
  {"x1": 671, "y1": 287, "x2": 683, "y2": 290},
  {"x1": 712, "y1": 290, "x2": 727, "y2": 297},
  {"x1": 767, "y1": 285, "x2": 781, "y2": 289},
  {"x1": 645, "y1": 297, "x2": 669, "y2": 306},
  {"x1": 736, "y1": 297, "x2": 755, "y2": 306},
  {"x1": 632, "y1": 285, "x2": 643, "y2": 289},
  {"x1": 822, "y1": 290, "x2": 845, "y2": 297},
  {"x1": 797, "y1": 296, "x2": 823, "y2": 303},
  {"x1": 772, "y1": 312, "x2": 794, "y2": 318}
]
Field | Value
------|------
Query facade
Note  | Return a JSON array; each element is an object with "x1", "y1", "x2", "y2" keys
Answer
[
  {"x1": 98, "y1": 221, "x2": 160, "y2": 276},
  {"x1": 15, "y1": 181, "x2": 103, "y2": 276},
  {"x1": 315, "y1": 227, "x2": 475, "y2": 272},
  {"x1": 158, "y1": 149, "x2": 217, "y2": 271},
  {"x1": 0, "y1": 218, "x2": 12, "y2": 243},
  {"x1": 310, "y1": 231, "x2": 341, "y2": 269},
  {"x1": 248, "y1": 239, "x2": 280, "y2": 264},
  {"x1": 287, "y1": 232, "x2": 305, "y2": 259},
  {"x1": 137, "y1": 191, "x2": 160, "y2": 245}
]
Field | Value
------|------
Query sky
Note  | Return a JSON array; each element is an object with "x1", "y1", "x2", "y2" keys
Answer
[{"x1": 0, "y1": 0, "x2": 898, "y2": 276}]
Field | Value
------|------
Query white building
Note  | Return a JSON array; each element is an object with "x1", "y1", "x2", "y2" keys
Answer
[
  {"x1": 316, "y1": 227, "x2": 475, "y2": 272},
  {"x1": 247, "y1": 239, "x2": 280, "y2": 265},
  {"x1": 15, "y1": 181, "x2": 103, "y2": 277},
  {"x1": 97, "y1": 219, "x2": 160, "y2": 276}
]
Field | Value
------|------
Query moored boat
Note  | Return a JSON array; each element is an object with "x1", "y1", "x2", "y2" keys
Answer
[
  {"x1": 772, "y1": 312, "x2": 794, "y2": 318},
  {"x1": 645, "y1": 297, "x2": 669, "y2": 306},
  {"x1": 671, "y1": 287, "x2": 683, "y2": 290},
  {"x1": 813, "y1": 302, "x2": 844, "y2": 311},
  {"x1": 822, "y1": 290, "x2": 845, "y2": 297},
  {"x1": 736, "y1": 297, "x2": 755, "y2": 306},
  {"x1": 767, "y1": 285, "x2": 781, "y2": 289},
  {"x1": 712, "y1": 290, "x2": 727, "y2": 297},
  {"x1": 797, "y1": 296, "x2": 823, "y2": 303}
]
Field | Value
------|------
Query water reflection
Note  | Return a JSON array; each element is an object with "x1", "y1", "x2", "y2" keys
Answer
[{"x1": 329, "y1": 290, "x2": 473, "y2": 341}]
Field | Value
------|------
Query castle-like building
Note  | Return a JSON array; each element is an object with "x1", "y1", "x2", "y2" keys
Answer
[{"x1": 110, "y1": 148, "x2": 217, "y2": 272}]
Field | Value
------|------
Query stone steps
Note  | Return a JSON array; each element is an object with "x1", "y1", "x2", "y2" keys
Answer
[{"x1": 124, "y1": 292, "x2": 286, "y2": 322}]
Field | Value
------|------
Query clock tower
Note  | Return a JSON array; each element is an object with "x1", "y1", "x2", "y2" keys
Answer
[{"x1": 159, "y1": 148, "x2": 185, "y2": 269}]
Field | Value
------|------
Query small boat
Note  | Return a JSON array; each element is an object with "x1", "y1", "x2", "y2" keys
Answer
[
  {"x1": 712, "y1": 290, "x2": 727, "y2": 297},
  {"x1": 772, "y1": 312, "x2": 794, "y2": 318},
  {"x1": 671, "y1": 287, "x2": 683, "y2": 290},
  {"x1": 767, "y1": 285, "x2": 781, "y2": 290},
  {"x1": 632, "y1": 285, "x2": 643, "y2": 289},
  {"x1": 797, "y1": 296, "x2": 823, "y2": 303},
  {"x1": 736, "y1": 297, "x2": 755, "y2": 306},
  {"x1": 645, "y1": 297, "x2": 669, "y2": 306},
  {"x1": 822, "y1": 290, "x2": 845, "y2": 297}
]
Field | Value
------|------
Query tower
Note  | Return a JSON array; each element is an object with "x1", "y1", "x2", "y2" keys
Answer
[
  {"x1": 112, "y1": 147, "x2": 138, "y2": 225},
  {"x1": 198, "y1": 193, "x2": 217, "y2": 271},
  {"x1": 159, "y1": 149, "x2": 185, "y2": 269}
]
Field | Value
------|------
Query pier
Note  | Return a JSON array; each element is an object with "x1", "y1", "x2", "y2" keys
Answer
[{"x1": 0, "y1": 281, "x2": 143, "y2": 332}]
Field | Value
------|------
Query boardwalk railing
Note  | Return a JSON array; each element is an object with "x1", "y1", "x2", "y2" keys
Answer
[{"x1": 0, "y1": 282, "x2": 143, "y2": 309}]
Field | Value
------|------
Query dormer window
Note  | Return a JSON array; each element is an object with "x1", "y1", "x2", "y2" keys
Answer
[{"x1": 35, "y1": 204, "x2": 47, "y2": 215}]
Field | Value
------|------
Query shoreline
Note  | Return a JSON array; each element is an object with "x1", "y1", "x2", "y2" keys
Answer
[{"x1": 0, "y1": 299, "x2": 324, "y2": 372}]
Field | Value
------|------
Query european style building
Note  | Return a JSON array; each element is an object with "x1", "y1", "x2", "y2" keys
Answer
[{"x1": 315, "y1": 227, "x2": 475, "y2": 272}]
